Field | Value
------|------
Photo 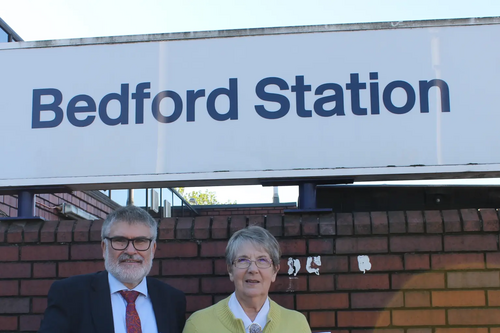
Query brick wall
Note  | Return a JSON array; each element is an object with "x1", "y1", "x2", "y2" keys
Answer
[
  {"x1": 0, "y1": 191, "x2": 118, "y2": 221},
  {"x1": 0, "y1": 209, "x2": 499, "y2": 332}
]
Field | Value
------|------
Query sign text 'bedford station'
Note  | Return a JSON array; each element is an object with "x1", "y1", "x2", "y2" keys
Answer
[{"x1": 32, "y1": 73, "x2": 450, "y2": 129}]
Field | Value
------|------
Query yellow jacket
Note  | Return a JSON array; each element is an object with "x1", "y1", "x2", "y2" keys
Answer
[{"x1": 182, "y1": 296, "x2": 311, "y2": 333}]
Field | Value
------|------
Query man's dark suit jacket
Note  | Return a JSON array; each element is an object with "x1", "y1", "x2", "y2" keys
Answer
[{"x1": 37, "y1": 271, "x2": 186, "y2": 333}]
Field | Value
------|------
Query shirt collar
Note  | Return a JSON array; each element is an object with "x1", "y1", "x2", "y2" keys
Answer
[
  {"x1": 108, "y1": 271, "x2": 149, "y2": 297},
  {"x1": 228, "y1": 292, "x2": 270, "y2": 332}
]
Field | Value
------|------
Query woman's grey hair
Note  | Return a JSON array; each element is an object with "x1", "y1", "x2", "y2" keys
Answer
[
  {"x1": 225, "y1": 225, "x2": 281, "y2": 270},
  {"x1": 101, "y1": 205, "x2": 158, "y2": 240}
]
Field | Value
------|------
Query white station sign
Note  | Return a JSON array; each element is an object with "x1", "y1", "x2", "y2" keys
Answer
[{"x1": 1, "y1": 18, "x2": 500, "y2": 189}]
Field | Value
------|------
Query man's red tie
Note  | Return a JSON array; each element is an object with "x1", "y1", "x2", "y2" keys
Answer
[{"x1": 119, "y1": 290, "x2": 142, "y2": 333}]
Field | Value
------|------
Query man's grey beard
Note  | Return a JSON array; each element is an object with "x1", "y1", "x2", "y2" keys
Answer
[{"x1": 104, "y1": 247, "x2": 153, "y2": 285}]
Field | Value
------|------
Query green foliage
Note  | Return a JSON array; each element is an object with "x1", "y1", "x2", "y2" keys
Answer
[{"x1": 176, "y1": 187, "x2": 236, "y2": 205}]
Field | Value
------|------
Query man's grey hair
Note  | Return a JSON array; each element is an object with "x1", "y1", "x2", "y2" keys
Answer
[
  {"x1": 225, "y1": 225, "x2": 281, "y2": 271},
  {"x1": 101, "y1": 205, "x2": 158, "y2": 240}
]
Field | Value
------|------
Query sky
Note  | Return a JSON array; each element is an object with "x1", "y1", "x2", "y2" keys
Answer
[{"x1": 2, "y1": 0, "x2": 500, "y2": 204}]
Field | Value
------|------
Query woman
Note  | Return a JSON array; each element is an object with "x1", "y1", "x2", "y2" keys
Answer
[{"x1": 183, "y1": 225, "x2": 311, "y2": 333}]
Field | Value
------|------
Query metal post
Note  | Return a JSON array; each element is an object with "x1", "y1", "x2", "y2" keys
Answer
[
  {"x1": 17, "y1": 190, "x2": 35, "y2": 218},
  {"x1": 298, "y1": 182, "x2": 317, "y2": 210}
]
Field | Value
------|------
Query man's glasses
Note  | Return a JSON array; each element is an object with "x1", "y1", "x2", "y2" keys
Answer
[
  {"x1": 233, "y1": 257, "x2": 273, "y2": 269},
  {"x1": 104, "y1": 237, "x2": 153, "y2": 251}
]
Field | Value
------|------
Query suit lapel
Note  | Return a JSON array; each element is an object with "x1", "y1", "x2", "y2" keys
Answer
[
  {"x1": 148, "y1": 278, "x2": 170, "y2": 333},
  {"x1": 90, "y1": 271, "x2": 115, "y2": 333}
]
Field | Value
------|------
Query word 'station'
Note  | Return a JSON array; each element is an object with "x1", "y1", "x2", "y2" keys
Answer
[
  {"x1": 31, "y1": 73, "x2": 451, "y2": 129},
  {"x1": 357, "y1": 255, "x2": 372, "y2": 274},
  {"x1": 287, "y1": 256, "x2": 322, "y2": 276}
]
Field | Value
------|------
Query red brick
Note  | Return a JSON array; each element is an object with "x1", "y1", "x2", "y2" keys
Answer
[
  {"x1": 407, "y1": 211, "x2": 425, "y2": 233},
  {"x1": 486, "y1": 252, "x2": 500, "y2": 268},
  {"x1": 58, "y1": 261, "x2": 104, "y2": 277},
  {"x1": 309, "y1": 239, "x2": 334, "y2": 254},
  {"x1": 0, "y1": 316, "x2": 17, "y2": 330},
  {"x1": 435, "y1": 329, "x2": 488, "y2": 333},
  {"x1": 21, "y1": 279, "x2": 55, "y2": 296},
  {"x1": 321, "y1": 256, "x2": 349, "y2": 273},
  {"x1": 248, "y1": 215, "x2": 264, "y2": 228},
  {"x1": 432, "y1": 290, "x2": 485, "y2": 307},
  {"x1": 297, "y1": 293, "x2": 349, "y2": 310},
  {"x1": 162, "y1": 259, "x2": 213, "y2": 276},
  {"x1": 156, "y1": 242, "x2": 198, "y2": 258},
  {"x1": 351, "y1": 291, "x2": 403, "y2": 308},
  {"x1": 319, "y1": 213, "x2": 336, "y2": 236},
  {"x1": 214, "y1": 258, "x2": 229, "y2": 275},
  {"x1": 0, "y1": 280, "x2": 19, "y2": 296},
  {"x1": 158, "y1": 218, "x2": 175, "y2": 240},
  {"x1": 405, "y1": 291, "x2": 430, "y2": 307},
  {"x1": 40, "y1": 220, "x2": 58, "y2": 242},
  {"x1": 390, "y1": 235, "x2": 441, "y2": 252},
  {"x1": 71, "y1": 243, "x2": 103, "y2": 260},
  {"x1": 448, "y1": 308, "x2": 500, "y2": 325},
  {"x1": 23, "y1": 221, "x2": 42, "y2": 242},
  {"x1": 176, "y1": 217, "x2": 193, "y2": 239},
  {"x1": 284, "y1": 215, "x2": 301, "y2": 236},
  {"x1": 32, "y1": 297, "x2": 48, "y2": 313},
  {"x1": 392, "y1": 273, "x2": 445, "y2": 289},
  {"x1": 212, "y1": 216, "x2": 228, "y2": 239},
  {"x1": 431, "y1": 253, "x2": 484, "y2": 270},
  {"x1": 0, "y1": 298, "x2": 29, "y2": 313},
  {"x1": 487, "y1": 290, "x2": 500, "y2": 306},
  {"x1": 444, "y1": 234, "x2": 497, "y2": 252},
  {"x1": 480, "y1": 208, "x2": 500, "y2": 231},
  {"x1": 193, "y1": 216, "x2": 210, "y2": 239},
  {"x1": 371, "y1": 212, "x2": 388, "y2": 234},
  {"x1": 161, "y1": 277, "x2": 199, "y2": 293},
  {"x1": 461, "y1": 208, "x2": 481, "y2": 231},
  {"x1": 388, "y1": 211, "x2": 406, "y2": 233},
  {"x1": 280, "y1": 239, "x2": 306, "y2": 255},
  {"x1": 0, "y1": 245, "x2": 18, "y2": 261},
  {"x1": 20, "y1": 314, "x2": 43, "y2": 331},
  {"x1": 309, "y1": 311, "x2": 336, "y2": 327},
  {"x1": 302, "y1": 215, "x2": 319, "y2": 235},
  {"x1": 186, "y1": 295, "x2": 212, "y2": 312},
  {"x1": 447, "y1": 271, "x2": 499, "y2": 288},
  {"x1": 309, "y1": 274, "x2": 335, "y2": 291},
  {"x1": 337, "y1": 213, "x2": 353, "y2": 235},
  {"x1": 73, "y1": 220, "x2": 91, "y2": 242},
  {"x1": 0, "y1": 263, "x2": 31, "y2": 278},
  {"x1": 268, "y1": 294, "x2": 294, "y2": 309},
  {"x1": 266, "y1": 215, "x2": 283, "y2": 237},
  {"x1": 354, "y1": 212, "x2": 371, "y2": 235},
  {"x1": 89, "y1": 219, "x2": 103, "y2": 241},
  {"x1": 404, "y1": 254, "x2": 430, "y2": 270},
  {"x1": 33, "y1": 263, "x2": 56, "y2": 278},
  {"x1": 350, "y1": 254, "x2": 403, "y2": 272},
  {"x1": 201, "y1": 276, "x2": 234, "y2": 293},
  {"x1": 442, "y1": 209, "x2": 461, "y2": 232},
  {"x1": 336, "y1": 237, "x2": 387, "y2": 254},
  {"x1": 337, "y1": 274, "x2": 389, "y2": 290},
  {"x1": 229, "y1": 216, "x2": 247, "y2": 236},
  {"x1": 337, "y1": 310, "x2": 390, "y2": 327},
  {"x1": 352, "y1": 330, "x2": 403, "y2": 333},
  {"x1": 270, "y1": 275, "x2": 307, "y2": 292},
  {"x1": 200, "y1": 241, "x2": 226, "y2": 257},
  {"x1": 424, "y1": 210, "x2": 443, "y2": 233},
  {"x1": 21, "y1": 244, "x2": 69, "y2": 261},
  {"x1": 7, "y1": 222, "x2": 23, "y2": 243},
  {"x1": 57, "y1": 220, "x2": 74, "y2": 242},
  {"x1": 392, "y1": 309, "x2": 445, "y2": 326}
]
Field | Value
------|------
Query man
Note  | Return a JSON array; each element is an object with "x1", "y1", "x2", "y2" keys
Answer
[{"x1": 38, "y1": 205, "x2": 186, "y2": 333}]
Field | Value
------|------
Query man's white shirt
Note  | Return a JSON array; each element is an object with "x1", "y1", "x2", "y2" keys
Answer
[{"x1": 108, "y1": 272, "x2": 158, "y2": 333}]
